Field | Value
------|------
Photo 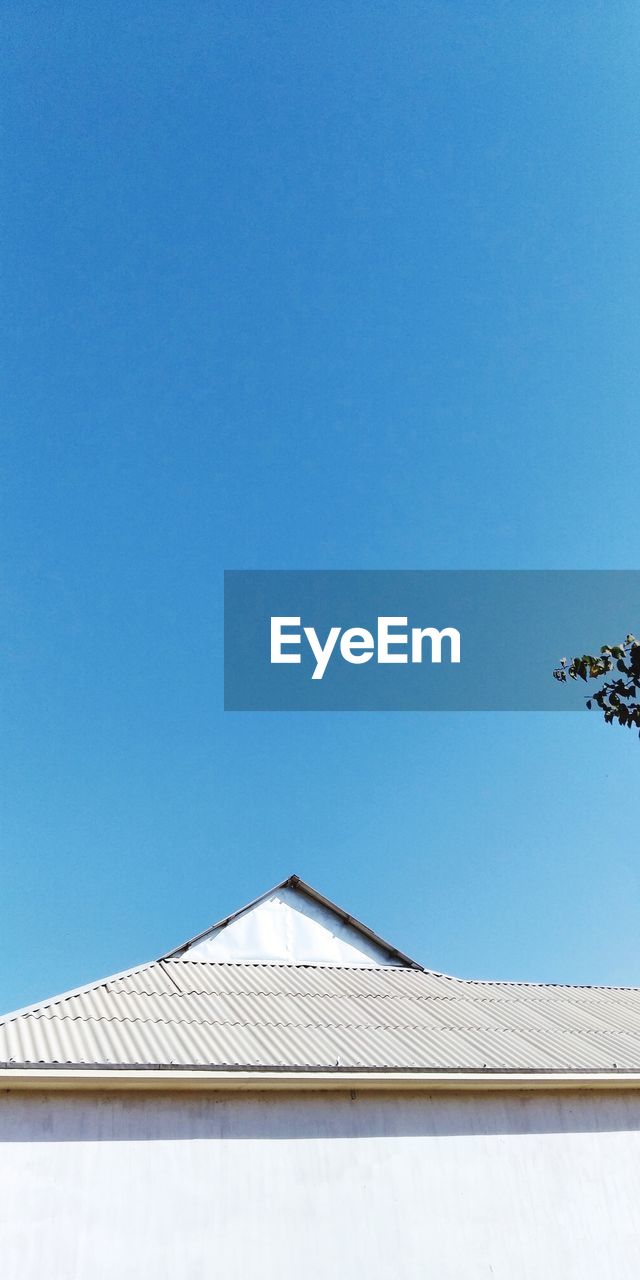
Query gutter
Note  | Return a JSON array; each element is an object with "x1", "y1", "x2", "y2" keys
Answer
[{"x1": 2, "y1": 1068, "x2": 640, "y2": 1094}]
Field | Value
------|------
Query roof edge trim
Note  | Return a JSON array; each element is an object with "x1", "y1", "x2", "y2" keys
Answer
[{"x1": 2, "y1": 1068, "x2": 640, "y2": 1094}]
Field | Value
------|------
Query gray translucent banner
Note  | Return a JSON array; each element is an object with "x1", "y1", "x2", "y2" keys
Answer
[{"x1": 224, "y1": 571, "x2": 639, "y2": 711}]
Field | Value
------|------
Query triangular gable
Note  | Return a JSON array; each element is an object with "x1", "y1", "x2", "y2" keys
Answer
[{"x1": 165, "y1": 876, "x2": 420, "y2": 968}]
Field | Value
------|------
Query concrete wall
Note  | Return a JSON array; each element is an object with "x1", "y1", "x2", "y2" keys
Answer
[{"x1": 1, "y1": 1088, "x2": 640, "y2": 1279}]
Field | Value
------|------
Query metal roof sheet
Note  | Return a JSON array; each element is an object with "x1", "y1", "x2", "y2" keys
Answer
[{"x1": 3, "y1": 959, "x2": 640, "y2": 1075}]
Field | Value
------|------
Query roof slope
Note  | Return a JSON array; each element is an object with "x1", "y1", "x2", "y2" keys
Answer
[{"x1": 3, "y1": 958, "x2": 640, "y2": 1074}]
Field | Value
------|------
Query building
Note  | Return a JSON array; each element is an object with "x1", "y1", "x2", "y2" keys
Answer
[{"x1": 2, "y1": 874, "x2": 640, "y2": 1277}]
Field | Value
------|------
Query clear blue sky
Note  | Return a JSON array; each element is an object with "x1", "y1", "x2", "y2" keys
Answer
[{"x1": 2, "y1": 2, "x2": 640, "y2": 1013}]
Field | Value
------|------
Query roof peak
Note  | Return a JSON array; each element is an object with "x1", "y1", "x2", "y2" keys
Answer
[{"x1": 164, "y1": 875, "x2": 422, "y2": 970}]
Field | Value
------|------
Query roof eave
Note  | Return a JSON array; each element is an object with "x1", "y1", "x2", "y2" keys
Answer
[{"x1": 2, "y1": 1068, "x2": 640, "y2": 1094}]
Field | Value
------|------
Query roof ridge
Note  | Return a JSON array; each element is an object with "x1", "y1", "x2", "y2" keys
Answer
[
  {"x1": 168, "y1": 959, "x2": 640, "y2": 992},
  {"x1": 442, "y1": 975, "x2": 640, "y2": 993},
  {"x1": 164, "y1": 958, "x2": 425, "y2": 972}
]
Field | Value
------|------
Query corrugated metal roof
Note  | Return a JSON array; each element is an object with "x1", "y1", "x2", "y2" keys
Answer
[{"x1": 3, "y1": 958, "x2": 640, "y2": 1074}]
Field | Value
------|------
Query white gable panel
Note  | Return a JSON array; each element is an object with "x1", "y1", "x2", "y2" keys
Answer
[{"x1": 180, "y1": 887, "x2": 403, "y2": 966}]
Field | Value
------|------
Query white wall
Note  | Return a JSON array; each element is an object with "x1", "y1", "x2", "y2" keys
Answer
[{"x1": 2, "y1": 1089, "x2": 640, "y2": 1279}]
